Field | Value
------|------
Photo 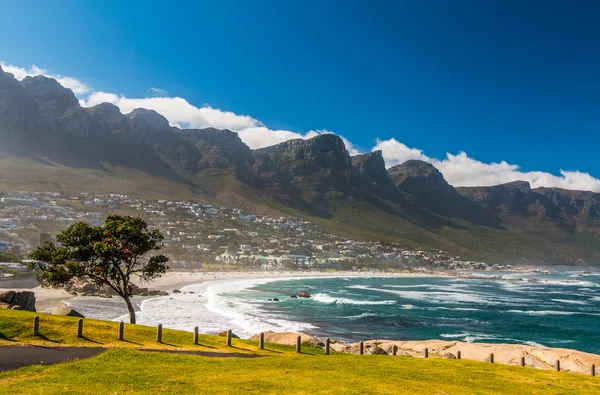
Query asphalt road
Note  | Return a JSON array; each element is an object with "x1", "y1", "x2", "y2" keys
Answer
[{"x1": 0, "y1": 345, "x2": 258, "y2": 372}]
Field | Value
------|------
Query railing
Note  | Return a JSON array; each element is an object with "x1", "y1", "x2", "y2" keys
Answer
[{"x1": 28, "y1": 315, "x2": 598, "y2": 377}]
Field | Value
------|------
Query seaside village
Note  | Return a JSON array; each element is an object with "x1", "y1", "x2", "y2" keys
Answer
[{"x1": 0, "y1": 191, "x2": 513, "y2": 278}]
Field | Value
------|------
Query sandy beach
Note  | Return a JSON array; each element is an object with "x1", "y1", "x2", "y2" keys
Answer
[{"x1": 1, "y1": 270, "x2": 438, "y2": 310}]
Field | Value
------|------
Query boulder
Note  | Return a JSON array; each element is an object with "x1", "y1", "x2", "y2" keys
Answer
[
  {"x1": 290, "y1": 295, "x2": 298, "y2": 298},
  {"x1": 0, "y1": 291, "x2": 36, "y2": 312},
  {"x1": 50, "y1": 303, "x2": 84, "y2": 318},
  {"x1": 172, "y1": 289, "x2": 181, "y2": 293},
  {"x1": 298, "y1": 291, "x2": 311, "y2": 298},
  {"x1": 273, "y1": 298, "x2": 279, "y2": 302},
  {"x1": 442, "y1": 352, "x2": 456, "y2": 359},
  {"x1": 249, "y1": 331, "x2": 321, "y2": 347},
  {"x1": 0, "y1": 290, "x2": 17, "y2": 304},
  {"x1": 370, "y1": 347, "x2": 388, "y2": 355},
  {"x1": 218, "y1": 331, "x2": 240, "y2": 338}
]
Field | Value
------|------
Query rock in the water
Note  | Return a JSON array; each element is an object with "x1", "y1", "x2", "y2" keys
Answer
[
  {"x1": 290, "y1": 295, "x2": 298, "y2": 298},
  {"x1": 172, "y1": 289, "x2": 181, "y2": 293},
  {"x1": 273, "y1": 298, "x2": 280, "y2": 301},
  {"x1": 298, "y1": 291, "x2": 311, "y2": 298},
  {"x1": 50, "y1": 303, "x2": 84, "y2": 318},
  {"x1": 218, "y1": 331, "x2": 240, "y2": 338}
]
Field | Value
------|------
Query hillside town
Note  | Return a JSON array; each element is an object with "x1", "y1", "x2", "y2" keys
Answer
[{"x1": 0, "y1": 191, "x2": 512, "y2": 276}]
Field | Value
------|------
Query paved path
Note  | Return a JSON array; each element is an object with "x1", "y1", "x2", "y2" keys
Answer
[{"x1": 0, "y1": 346, "x2": 257, "y2": 372}]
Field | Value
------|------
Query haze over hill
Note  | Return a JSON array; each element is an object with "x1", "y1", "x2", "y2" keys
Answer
[{"x1": 1, "y1": 65, "x2": 599, "y2": 265}]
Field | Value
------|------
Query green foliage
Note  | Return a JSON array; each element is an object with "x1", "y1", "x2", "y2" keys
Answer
[
  {"x1": 27, "y1": 216, "x2": 169, "y2": 323},
  {"x1": 0, "y1": 251, "x2": 20, "y2": 263}
]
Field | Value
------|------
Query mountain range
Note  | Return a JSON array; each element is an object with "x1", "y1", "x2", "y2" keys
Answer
[{"x1": 1, "y1": 64, "x2": 599, "y2": 265}]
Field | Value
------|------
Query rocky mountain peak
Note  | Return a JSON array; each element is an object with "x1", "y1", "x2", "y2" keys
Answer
[
  {"x1": 127, "y1": 108, "x2": 171, "y2": 133},
  {"x1": 20, "y1": 75, "x2": 79, "y2": 110},
  {"x1": 351, "y1": 151, "x2": 396, "y2": 197},
  {"x1": 388, "y1": 160, "x2": 452, "y2": 192}
]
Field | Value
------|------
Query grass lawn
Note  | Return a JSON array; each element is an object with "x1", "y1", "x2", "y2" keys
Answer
[{"x1": 1, "y1": 310, "x2": 599, "y2": 394}]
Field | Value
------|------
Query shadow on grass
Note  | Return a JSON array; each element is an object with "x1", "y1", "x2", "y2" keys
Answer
[
  {"x1": 119, "y1": 339, "x2": 143, "y2": 346},
  {"x1": 157, "y1": 342, "x2": 180, "y2": 348},
  {"x1": 37, "y1": 334, "x2": 59, "y2": 343},
  {"x1": 81, "y1": 336, "x2": 102, "y2": 344},
  {"x1": 0, "y1": 332, "x2": 15, "y2": 342},
  {"x1": 195, "y1": 343, "x2": 218, "y2": 349},
  {"x1": 261, "y1": 348, "x2": 283, "y2": 354}
]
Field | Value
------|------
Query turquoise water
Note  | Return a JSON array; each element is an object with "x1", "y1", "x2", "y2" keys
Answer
[{"x1": 243, "y1": 271, "x2": 600, "y2": 354}]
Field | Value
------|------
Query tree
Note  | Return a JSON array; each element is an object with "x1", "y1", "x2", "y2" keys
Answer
[{"x1": 28, "y1": 215, "x2": 169, "y2": 324}]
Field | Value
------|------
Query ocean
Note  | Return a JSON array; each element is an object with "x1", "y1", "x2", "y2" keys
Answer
[{"x1": 65, "y1": 270, "x2": 600, "y2": 354}]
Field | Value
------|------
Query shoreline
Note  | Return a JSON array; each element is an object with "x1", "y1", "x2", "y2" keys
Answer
[{"x1": 2, "y1": 270, "x2": 451, "y2": 310}]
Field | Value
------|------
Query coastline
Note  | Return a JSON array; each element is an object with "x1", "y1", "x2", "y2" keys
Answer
[{"x1": 1, "y1": 270, "x2": 447, "y2": 311}]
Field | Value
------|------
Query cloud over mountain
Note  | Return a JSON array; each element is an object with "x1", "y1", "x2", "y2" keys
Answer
[{"x1": 3, "y1": 61, "x2": 600, "y2": 192}]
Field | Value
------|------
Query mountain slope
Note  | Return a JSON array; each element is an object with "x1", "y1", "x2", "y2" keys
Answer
[{"x1": 0, "y1": 65, "x2": 598, "y2": 265}]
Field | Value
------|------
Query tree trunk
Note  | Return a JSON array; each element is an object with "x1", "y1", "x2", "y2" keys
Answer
[{"x1": 124, "y1": 296, "x2": 136, "y2": 324}]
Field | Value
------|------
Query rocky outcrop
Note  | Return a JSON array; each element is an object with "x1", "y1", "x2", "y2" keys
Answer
[
  {"x1": 249, "y1": 331, "x2": 321, "y2": 347},
  {"x1": 351, "y1": 151, "x2": 396, "y2": 198},
  {"x1": 341, "y1": 339, "x2": 600, "y2": 374},
  {"x1": 297, "y1": 291, "x2": 311, "y2": 298},
  {"x1": 50, "y1": 303, "x2": 84, "y2": 317},
  {"x1": 0, "y1": 290, "x2": 36, "y2": 312}
]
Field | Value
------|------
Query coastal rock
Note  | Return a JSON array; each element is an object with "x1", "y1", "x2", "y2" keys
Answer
[
  {"x1": 172, "y1": 289, "x2": 181, "y2": 293},
  {"x1": 50, "y1": 303, "x2": 84, "y2": 317},
  {"x1": 290, "y1": 295, "x2": 298, "y2": 298},
  {"x1": 0, "y1": 290, "x2": 36, "y2": 312},
  {"x1": 272, "y1": 298, "x2": 279, "y2": 301},
  {"x1": 249, "y1": 331, "x2": 321, "y2": 347},
  {"x1": 298, "y1": 291, "x2": 311, "y2": 298}
]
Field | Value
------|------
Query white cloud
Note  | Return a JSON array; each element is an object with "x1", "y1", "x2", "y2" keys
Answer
[
  {"x1": 148, "y1": 87, "x2": 169, "y2": 97},
  {"x1": 0, "y1": 61, "x2": 91, "y2": 95},
  {"x1": 374, "y1": 138, "x2": 600, "y2": 192},
  {"x1": 3, "y1": 61, "x2": 600, "y2": 192},
  {"x1": 372, "y1": 138, "x2": 430, "y2": 166}
]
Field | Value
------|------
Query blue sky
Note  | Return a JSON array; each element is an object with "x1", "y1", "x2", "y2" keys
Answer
[{"x1": 1, "y1": 1, "x2": 600, "y2": 191}]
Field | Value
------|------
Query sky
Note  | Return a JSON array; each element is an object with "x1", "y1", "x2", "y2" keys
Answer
[{"x1": 1, "y1": 0, "x2": 600, "y2": 191}]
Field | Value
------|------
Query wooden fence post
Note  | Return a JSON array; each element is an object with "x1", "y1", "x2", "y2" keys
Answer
[
  {"x1": 259, "y1": 332, "x2": 264, "y2": 349},
  {"x1": 591, "y1": 364, "x2": 595, "y2": 377},
  {"x1": 118, "y1": 321, "x2": 124, "y2": 341},
  {"x1": 359, "y1": 341, "x2": 364, "y2": 355},
  {"x1": 156, "y1": 324, "x2": 163, "y2": 343},
  {"x1": 556, "y1": 360, "x2": 560, "y2": 372},
  {"x1": 521, "y1": 356, "x2": 525, "y2": 367},
  {"x1": 193, "y1": 326, "x2": 198, "y2": 345},
  {"x1": 489, "y1": 353, "x2": 494, "y2": 364},
  {"x1": 226, "y1": 329, "x2": 232, "y2": 347},
  {"x1": 457, "y1": 350, "x2": 461, "y2": 360},
  {"x1": 77, "y1": 319, "x2": 83, "y2": 338},
  {"x1": 393, "y1": 345, "x2": 398, "y2": 356},
  {"x1": 424, "y1": 347, "x2": 428, "y2": 358},
  {"x1": 296, "y1": 335, "x2": 301, "y2": 353},
  {"x1": 325, "y1": 338, "x2": 330, "y2": 355},
  {"x1": 33, "y1": 316, "x2": 39, "y2": 336}
]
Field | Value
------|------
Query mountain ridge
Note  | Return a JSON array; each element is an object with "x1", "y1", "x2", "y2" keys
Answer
[{"x1": 1, "y1": 66, "x2": 598, "y2": 265}]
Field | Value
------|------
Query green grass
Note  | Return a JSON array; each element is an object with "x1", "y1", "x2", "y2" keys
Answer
[
  {"x1": 1, "y1": 310, "x2": 599, "y2": 394},
  {"x1": 0, "y1": 309, "x2": 301, "y2": 355}
]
